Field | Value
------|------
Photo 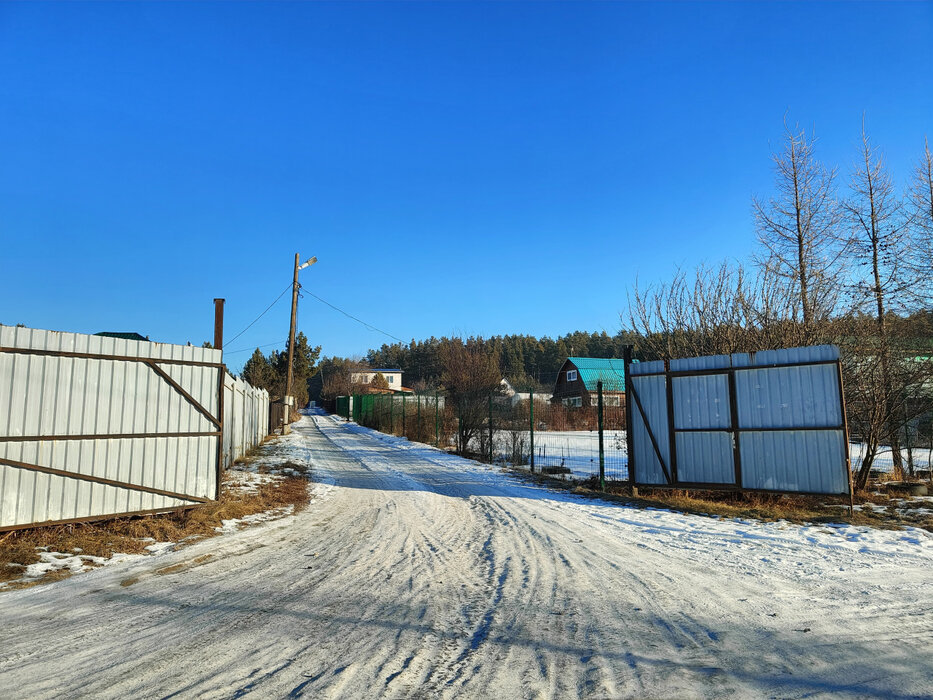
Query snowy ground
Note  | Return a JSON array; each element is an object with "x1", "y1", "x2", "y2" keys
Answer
[
  {"x1": 0, "y1": 413, "x2": 931, "y2": 699},
  {"x1": 479, "y1": 426, "x2": 933, "y2": 481},
  {"x1": 851, "y1": 442, "x2": 933, "y2": 473},
  {"x1": 492, "y1": 429, "x2": 628, "y2": 480}
]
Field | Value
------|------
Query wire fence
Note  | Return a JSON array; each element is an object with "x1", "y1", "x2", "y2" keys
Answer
[{"x1": 336, "y1": 382, "x2": 628, "y2": 485}]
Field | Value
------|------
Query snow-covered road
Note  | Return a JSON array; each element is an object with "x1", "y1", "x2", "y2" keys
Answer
[{"x1": 2, "y1": 414, "x2": 931, "y2": 699}]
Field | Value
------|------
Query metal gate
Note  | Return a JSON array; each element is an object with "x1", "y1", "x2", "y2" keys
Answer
[
  {"x1": 625, "y1": 345, "x2": 852, "y2": 497},
  {"x1": 1, "y1": 325, "x2": 225, "y2": 531}
]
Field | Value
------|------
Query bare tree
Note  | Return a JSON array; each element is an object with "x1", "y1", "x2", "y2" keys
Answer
[
  {"x1": 907, "y1": 138, "x2": 933, "y2": 305},
  {"x1": 439, "y1": 338, "x2": 502, "y2": 454},
  {"x1": 843, "y1": 122, "x2": 914, "y2": 485},
  {"x1": 319, "y1": 358, "x2": 368, "y2": 401},
  {"x1": 626, "y1": 259, "x2": 801, "y2": 361},
  {"x1": 753, "y1": 120, "x2": 844, "y2": 340}
]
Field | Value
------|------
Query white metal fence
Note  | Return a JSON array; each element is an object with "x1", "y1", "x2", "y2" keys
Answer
[
  {"x1": 223, "y1": 374, "x2": 269, "y2": 467},
  {"x1": 0, "y1": 324, "x2": 269, "y2": 531}
]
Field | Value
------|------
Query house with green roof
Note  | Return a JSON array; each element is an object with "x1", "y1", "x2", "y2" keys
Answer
[{"x1": 552, "y1": 357, "x2": 626, "y2": 408}]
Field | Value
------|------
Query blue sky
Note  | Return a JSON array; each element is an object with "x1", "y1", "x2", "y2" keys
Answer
[{"x1": 1, "y1": 2, "x2": 931, "y2": 372}]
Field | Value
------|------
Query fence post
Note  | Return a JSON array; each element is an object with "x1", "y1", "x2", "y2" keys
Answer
[
  {"x1": 530, "y1": 389, "x2": 535, "y2": 473},
  {"x1": 623, "y1": 345, "x2": 637, "y2": 496},
  {"x1": 488, "y1": 394, "x2": 494, "y2": 464},
  {"x1": 435, "y1": 391, "x2": 439, "y2": 447},
  {"x1": 390, "y1": 394, "x2": 394, "y2": 434},
  {"x1": 417, "y1": 394, "x2": 421, "y2": 441},
  {"x1": 457, "y1": 400, "x2": 462, "y2": 454},
  {"x1": 598, "y1": 380, "x2": 605, "y2": 492},
  {"x1": 402, "y1": 394, "x2": 406, "y2": 437}
]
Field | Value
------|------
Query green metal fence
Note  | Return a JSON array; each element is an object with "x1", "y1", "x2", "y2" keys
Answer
[{"x1": 335, "y1": 383, "x2": 628, "y2": 486}]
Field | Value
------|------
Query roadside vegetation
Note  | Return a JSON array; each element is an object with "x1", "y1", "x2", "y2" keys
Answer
[{"x1": 507, "y1": 468, "x2": 933, "y2": 533}]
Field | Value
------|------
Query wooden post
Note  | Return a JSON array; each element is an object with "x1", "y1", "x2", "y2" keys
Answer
[
  {"x1": 213, "y1": 298, "x2": 225, "y2": 350},
  {"x1": 283, "y1": 253, "x2": 300, "y2": 435}
]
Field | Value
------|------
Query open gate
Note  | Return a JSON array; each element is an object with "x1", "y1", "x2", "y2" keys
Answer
[{"x1": 625, "y1": 345, "x2": 852, "y2": 497}]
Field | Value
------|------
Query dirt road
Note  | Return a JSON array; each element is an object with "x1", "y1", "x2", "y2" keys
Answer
[{"x1": 1, "y1": 414, "x2": 930, "y2": 699}]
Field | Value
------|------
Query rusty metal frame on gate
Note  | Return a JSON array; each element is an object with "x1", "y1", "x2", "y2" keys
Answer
[{"x1": 0, "y1": 345, "x2": 226, "y2": 531}]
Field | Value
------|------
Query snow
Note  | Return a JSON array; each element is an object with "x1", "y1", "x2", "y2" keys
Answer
[
  {"x1": 482, "y1": 428, "x2": 628, "y2": 480},
  {"x1": 216, "y1": 504, "x2": 296, "y2": 534},
  {"x1": 850, "y1": 442, "x2": 933, "y2": 473},
  {"x1": 484, "y1": 427, "x2": 933, "y2": 482},
  {"x1": 0, "y1": 413, "x2": 930, "y2": 699}
]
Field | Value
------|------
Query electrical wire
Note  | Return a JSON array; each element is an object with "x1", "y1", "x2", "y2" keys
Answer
[
  {"x1": 225, "y1": 283, "x2": 293, "y2": 347},
  {"x1": 303, "y1": 288, "x2": 405, "y2": 343},
  {"x1": 224, "y1": 339, "x2": 288, "y2": 355}
]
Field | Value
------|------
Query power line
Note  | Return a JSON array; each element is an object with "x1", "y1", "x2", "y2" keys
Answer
[
  {"x1": 304, "y1": 288, "x2": 405, "y2": 343},
  {"x1": 225, "y1": 283, "x2": 293, "y2": 347},
  {"x1": 224, "y1": 339, "x2": 288, "y2": 355}
]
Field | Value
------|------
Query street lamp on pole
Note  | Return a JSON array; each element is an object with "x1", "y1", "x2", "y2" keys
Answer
[{"x1": 283, "y1": 253, "x2": 317, "y2": 433}]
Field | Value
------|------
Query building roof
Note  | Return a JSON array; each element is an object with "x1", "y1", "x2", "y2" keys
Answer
[
  {"x1": 94, "y1": 331, "x2": 149, "y2": 341},
  {"x1": 367, "y1": 368, "x2": 402, "y2": 373},
  {"x1": 565, "y1": 357, "x2": 626, "y2": 392}
]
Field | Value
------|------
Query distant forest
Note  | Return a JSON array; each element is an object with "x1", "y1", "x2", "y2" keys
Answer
[{"x1": 357, "y1": 330, "x2": 640, "y2": 391}]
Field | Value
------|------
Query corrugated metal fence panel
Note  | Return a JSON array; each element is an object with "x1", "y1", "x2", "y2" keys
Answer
[
  {"x1": 0, "y1": 462, "x2": 196, "y2": 528},
  {"x1": 1, "y1": 326, "x2": 272, "y2": 529},
  {"x1": 220, "y1": 373, "x2": 269, "y2": 468},
  {"x1": 670, "y1": 354, "x2": 732, "y2": 372},
  {"x1": 731, "y1": 344, "x2": 839, "y2": 368},
  {"x1": 735, "y1": 364, "x2": 842, "y2": 429},
  {"x1": 740, "y1": 430, "x2": 848, "y2": 493},
  {"x1": 0, "y1": 325, "x2": 223, "y2": 529},
  {"x1": 675, "y1": 432, "x2": 735, "y2": 483},
  {"x1": 670, "y1": 369, "x2": 734, "y2": 483},
  {"x1": 672, "y1": 374, "x2": 731, "y2": 429},
  {"x1": 630, "y1": 360, "x2": 665, "y2": 376},
  {"x1": 629, "y1": 374, "x2": 669, "y2": 484},
  {"x1": 629, "y1": 344, "x2": 848, "y2": 495}
]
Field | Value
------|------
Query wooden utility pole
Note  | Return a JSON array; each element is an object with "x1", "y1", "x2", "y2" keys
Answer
[
  {"x1": 283, "y1": 253, "x2": 317, "y2": 434},
  {"x1": 283, "y1": 253, "x2": 300, "y2": 433}
]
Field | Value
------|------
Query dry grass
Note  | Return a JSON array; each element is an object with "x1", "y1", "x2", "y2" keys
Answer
[
  {"x1": 0, "y1": 468, "x2": 310, "y2": 589},
  {"x1": 506, "y1": 468, "x2": 933, "y2": 532}
]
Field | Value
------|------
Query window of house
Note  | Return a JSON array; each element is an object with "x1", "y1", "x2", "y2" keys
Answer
[
  {"x1": 605, "y1": 395, "x2": 620, "y2": 407},
  {"x1": 566, "y1": 369, "x2": 578, "y2": 382},
  {"x1": 562, "y1": 397, "x2": 582, "y2": 408},
  {"x1": 388, "y1": 376, "x2": 394, "y2": 383}
]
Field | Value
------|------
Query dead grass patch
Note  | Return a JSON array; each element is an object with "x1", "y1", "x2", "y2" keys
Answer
[
  {"x1": 505, "y1": 467, "x2": 933, "y2": 532},
  {"x1": 0, "y1": 470, "x2": 310, "y2": 589}
]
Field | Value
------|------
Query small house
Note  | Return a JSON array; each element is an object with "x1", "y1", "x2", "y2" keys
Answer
[
  {"x1": 552, "y1": 357, "x2": 625, "y2": 408},
  {"x1": 349, "y1": 368, "x2": 413, "y2": 394}
]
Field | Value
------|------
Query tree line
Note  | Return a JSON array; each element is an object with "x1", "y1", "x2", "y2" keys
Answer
[
  {"x1": 350, "y1": 330, "x2": 639, "y2": 391},
  {"x1": 239, "y1": 331, "x2": 322, "y2": 410}
]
